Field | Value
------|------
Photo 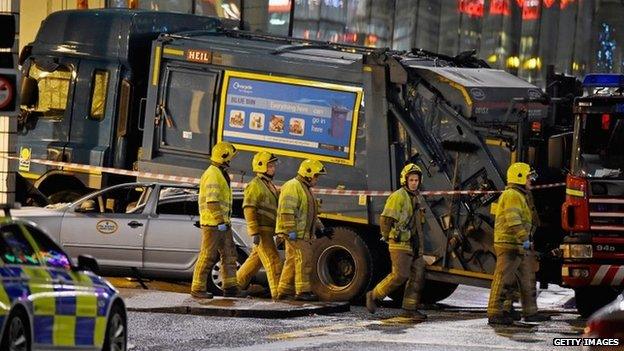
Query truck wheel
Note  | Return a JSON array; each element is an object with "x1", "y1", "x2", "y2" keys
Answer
[
  {"x1": 574, "y1": 287, "x2": 622, "y2": 318},
  {"x1": 388, "y1": 280, "x2": 458, "y2": 306},
  {"x1": 312, "y1": 227, "x2": 372, "y2": 302}
]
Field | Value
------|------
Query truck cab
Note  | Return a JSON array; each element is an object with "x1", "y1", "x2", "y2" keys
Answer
[
  {"x1": 561, "y1": 73, "x2": 624, "y2": 316},
  {"x1": 17, "y1": 9, "x2": 229, "y2": 203}
]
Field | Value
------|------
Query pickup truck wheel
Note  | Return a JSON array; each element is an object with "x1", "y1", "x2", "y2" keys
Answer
[
  {"x1": 389, "y1": 280, "x2": 459, "y2": 306},
  {"x1": 206, "y1": 250, "x2": 246, "y2": 295},
  {"x1": 312, "y1": 227, "x2": 372, "y2": 302},
  {"x1": 574, "y1": 286, "x2": 622, "y2": 318}
]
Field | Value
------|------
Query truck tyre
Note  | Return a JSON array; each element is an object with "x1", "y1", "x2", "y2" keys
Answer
[
  {"x1": 312, "y1": 227, "x2": 372, "y2": 302},
  {"x1": 574, "y1": 287, "x2": 622, "y2": 318},
  {"x1": 388, "y1": 280, "x2": 459, "y2": 306}
]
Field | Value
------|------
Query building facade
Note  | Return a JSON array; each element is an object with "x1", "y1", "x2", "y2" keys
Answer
[{"x1": 18, "y1": 0, "x2": 624, "y2": 87}]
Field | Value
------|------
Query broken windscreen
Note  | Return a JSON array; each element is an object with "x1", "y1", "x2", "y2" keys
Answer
[{"x1": 573, "y1": 113, "x2": 624, "y2": 178}]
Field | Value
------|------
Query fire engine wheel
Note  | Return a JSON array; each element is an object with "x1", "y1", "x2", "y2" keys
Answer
[
  {"x1": 312, "y1": 227, "x2": 372, "y2": 302},
  {"x1": 388, "y1": 280, "x2": 459, "y2": 306},
  {"x1": 574, "y1": 286, "x2": 623, "y2": 318}
]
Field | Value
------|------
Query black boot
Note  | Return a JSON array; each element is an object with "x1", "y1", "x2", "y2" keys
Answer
[
  {"x1": 190, "y1": 291, "x2": 214, "y2": 299},
  {"x1": 524, "y1": 313, "x2": 551, "y2": 322},
  {"x1": 401, "y1": 309, "x2": 427, "y2": 321},
  {"x1": 294, "y1": 292, "x2": 319, "y2": 301},
  {"x1": 488, "y1": 315, "x2": 513, "y2": 325},
  {"x1": 275, "y1": 293, "x2": 294, "y2": 301},
  {"x1": 506, "y1": 308, "x2": 521, "y2": 321},
  {"x1": 223, "y1": 287, "x2": 246, "y2": 298}
]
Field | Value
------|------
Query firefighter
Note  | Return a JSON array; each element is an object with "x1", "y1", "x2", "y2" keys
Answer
[
  {"x1": 366, "y1": 163, "x2": 427, "y2": 320},
  {"x1": 275, "y1": 159, "x2": 333, "y2": 301},
  {"x1": 191, "y1": 141, "x2": 239, "y2": 299},
  {"x1": 487, "y1": 162, "x2": 551, "y2": 325},
  {"x1": 236, "y1": 151, "x2": 283, "y2": 298}
]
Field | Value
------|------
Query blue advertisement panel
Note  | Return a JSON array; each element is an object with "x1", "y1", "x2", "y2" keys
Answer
[{"x1": 217, "y1": 71, "x2": 363, "y2": 165}]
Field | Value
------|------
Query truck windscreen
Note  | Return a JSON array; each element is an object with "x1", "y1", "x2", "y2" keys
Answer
[{"x1": 574, "y1": 113, "x2": 624, "y2": 178}]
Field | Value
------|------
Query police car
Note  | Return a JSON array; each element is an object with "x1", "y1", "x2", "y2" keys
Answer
[{"x1": 0, "y1": 218, "x2": 126, "y2": 351}]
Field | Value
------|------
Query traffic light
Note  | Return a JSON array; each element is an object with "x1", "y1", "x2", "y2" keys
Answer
[{"x1": 0, "y1": 68, "x2": 18, "y2": 115}]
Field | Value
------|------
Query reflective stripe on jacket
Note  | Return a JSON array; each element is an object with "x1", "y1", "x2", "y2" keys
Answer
[
  {"x1": 243, "y1": 174, "x2": 278, "y2": 235},
  {"x1": 275, "y1": 177, "x2": 317, "y2": 240},
  {"x1": 381, "y1": 187, "x2": 423, "y2": 252},
  {"x1": 199, "y1": 165, "x2": 232, "y2": 226},
  {"x1": 493, "y1": 186, "x2": 532, "y2": 246}
]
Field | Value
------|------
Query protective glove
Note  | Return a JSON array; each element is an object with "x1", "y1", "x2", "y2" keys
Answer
[
  {"x1": 288, "y1": 232, "x2": 297, "y2": 241},
  {"x1": 523, "y1": 240, "x2": 531, "y2": 250},
  {"x1": 317, "y1": 227, "x2": 334, "y2": 239},
  {"x1": 217, "y1": 223, "x2": 228, "y2": 232},
  {"x1": 252, "y1": 235, "x2": 261, "y2": 246}
]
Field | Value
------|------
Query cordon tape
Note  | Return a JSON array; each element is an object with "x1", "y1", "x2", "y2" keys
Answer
[{"x1": 11, "y1": 156, "x2": 565, "y2": 197}]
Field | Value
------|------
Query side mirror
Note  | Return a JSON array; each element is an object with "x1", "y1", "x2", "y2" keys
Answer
[
  {"x1": 20, "y1": 76, "x2": 38, "y2": 108},
  {"x1": 75, "y1": 199, "x2": 96, "y2": 213},
  {"x1": 77, "y1": 255, "x2": 99, "y2": 273}
]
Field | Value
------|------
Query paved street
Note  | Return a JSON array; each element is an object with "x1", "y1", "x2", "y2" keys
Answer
[{"x1": 124, "y1": 284, "x2": 585, "y2": 351}]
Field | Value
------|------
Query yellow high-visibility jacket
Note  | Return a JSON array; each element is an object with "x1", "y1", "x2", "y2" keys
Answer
[
  {"x1": 199, "y1": 164, "x2": 232, "y2": 226},
  {"x1": 381, "y1": 187, "x2": 424, "y2": 252},
  {"x1": 243, "y1": 174, "x2": 278, "y2": 235},
  {"x1": 275, "y1": 177, "x2": 317, "y2": 240},
  {"x1": 493, "y1": 185, "x2": 532, "y2": 246}
]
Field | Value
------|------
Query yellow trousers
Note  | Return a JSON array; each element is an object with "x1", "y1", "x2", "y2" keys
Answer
[
  {"x1": 487, "y1": 246, "x2": 538, "y2": 317},
  {"x1": 278, "y1": 238, "x2": 313, "y2": 295},
  {"x1": 191, "y1": 226, "x2": 238, "y2": 293},
  {"x1": 372, "y1": 249, "x2": 425, "y2": 310},
  {"x1": 236, "y1": 231, "x2": 283, "y2": 298}
]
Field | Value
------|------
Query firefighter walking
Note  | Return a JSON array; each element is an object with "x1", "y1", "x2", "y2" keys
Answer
[
  {"x1": 236, "y1": 151, "x2": 283, "y2": 299},
  {"x1": 191, "y1": 141, "x2": 240, "y2": 299},
  {"x1": 487, "y1": 162, "x2": 551, "y2": 325},
  {"x1": 276, "y1": 159, "x2": 333, "y2": 301},
  {"x1": 366, "y1": 163, "x2": 427, "y2": 320}
]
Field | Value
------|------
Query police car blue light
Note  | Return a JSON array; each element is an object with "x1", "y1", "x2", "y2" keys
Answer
[
  {"x1": 582, "y1": 73, "x2": 624, "y2": 88},
  {"x1": 0, "y1": 218, "x2": 127, "y2": 351}
]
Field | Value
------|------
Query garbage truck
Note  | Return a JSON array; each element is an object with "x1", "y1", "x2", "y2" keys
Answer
[
  {"x1": 135, "y1": 25, "x2": 577, "y2": 302},
  {"x1": 17, "y1": 9, "x2": 574, "y2": 304}
]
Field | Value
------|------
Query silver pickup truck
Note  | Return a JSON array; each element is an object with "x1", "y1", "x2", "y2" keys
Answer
[{"x1": 12, "y1": 182, "x2": 258, "y2": 294}]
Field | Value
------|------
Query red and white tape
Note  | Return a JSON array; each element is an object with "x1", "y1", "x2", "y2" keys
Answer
[{"x1": 14, "y1": 156, "x2": 565, "y2": 197}]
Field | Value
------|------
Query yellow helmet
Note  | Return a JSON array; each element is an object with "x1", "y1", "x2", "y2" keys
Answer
[
  {"x1": 210, "y1": 141, "x2": 237, "y2": 164},
  {"x1": 400, "y1": 163, "x2": 422, "y2": 186},
  {"x1": 297, "y1": 159, "x2": 326, "y2": 178},
  {"x1": 507, "y1": 162, "x2": 534, "y2": 185},
  {"x1": 252, "y1": 151, "x2": 278, "y2": 173}
]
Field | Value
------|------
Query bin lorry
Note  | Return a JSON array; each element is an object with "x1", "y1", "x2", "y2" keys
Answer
[{"x1": 17, "y1": 9, "x2": 574, "y2": 304}]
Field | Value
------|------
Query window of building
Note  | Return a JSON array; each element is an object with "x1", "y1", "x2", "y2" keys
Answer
[
  {"x1": 27, "y1": 63, "x2": 72, "y2": 121},
  {"x1": 89, "y1": 70, "x2": 109, "y2": 121}
]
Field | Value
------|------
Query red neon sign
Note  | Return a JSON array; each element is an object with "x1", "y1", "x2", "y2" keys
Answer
[
  {"x1": 459, "y1": 0, "x2": 484, "y2": 17},
  {"x1": 490, "y1": 0, "x2": 510, "y2": 15},
  {"x1": 522, "y1": 0, "x2": 541, "y2": 20}
]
